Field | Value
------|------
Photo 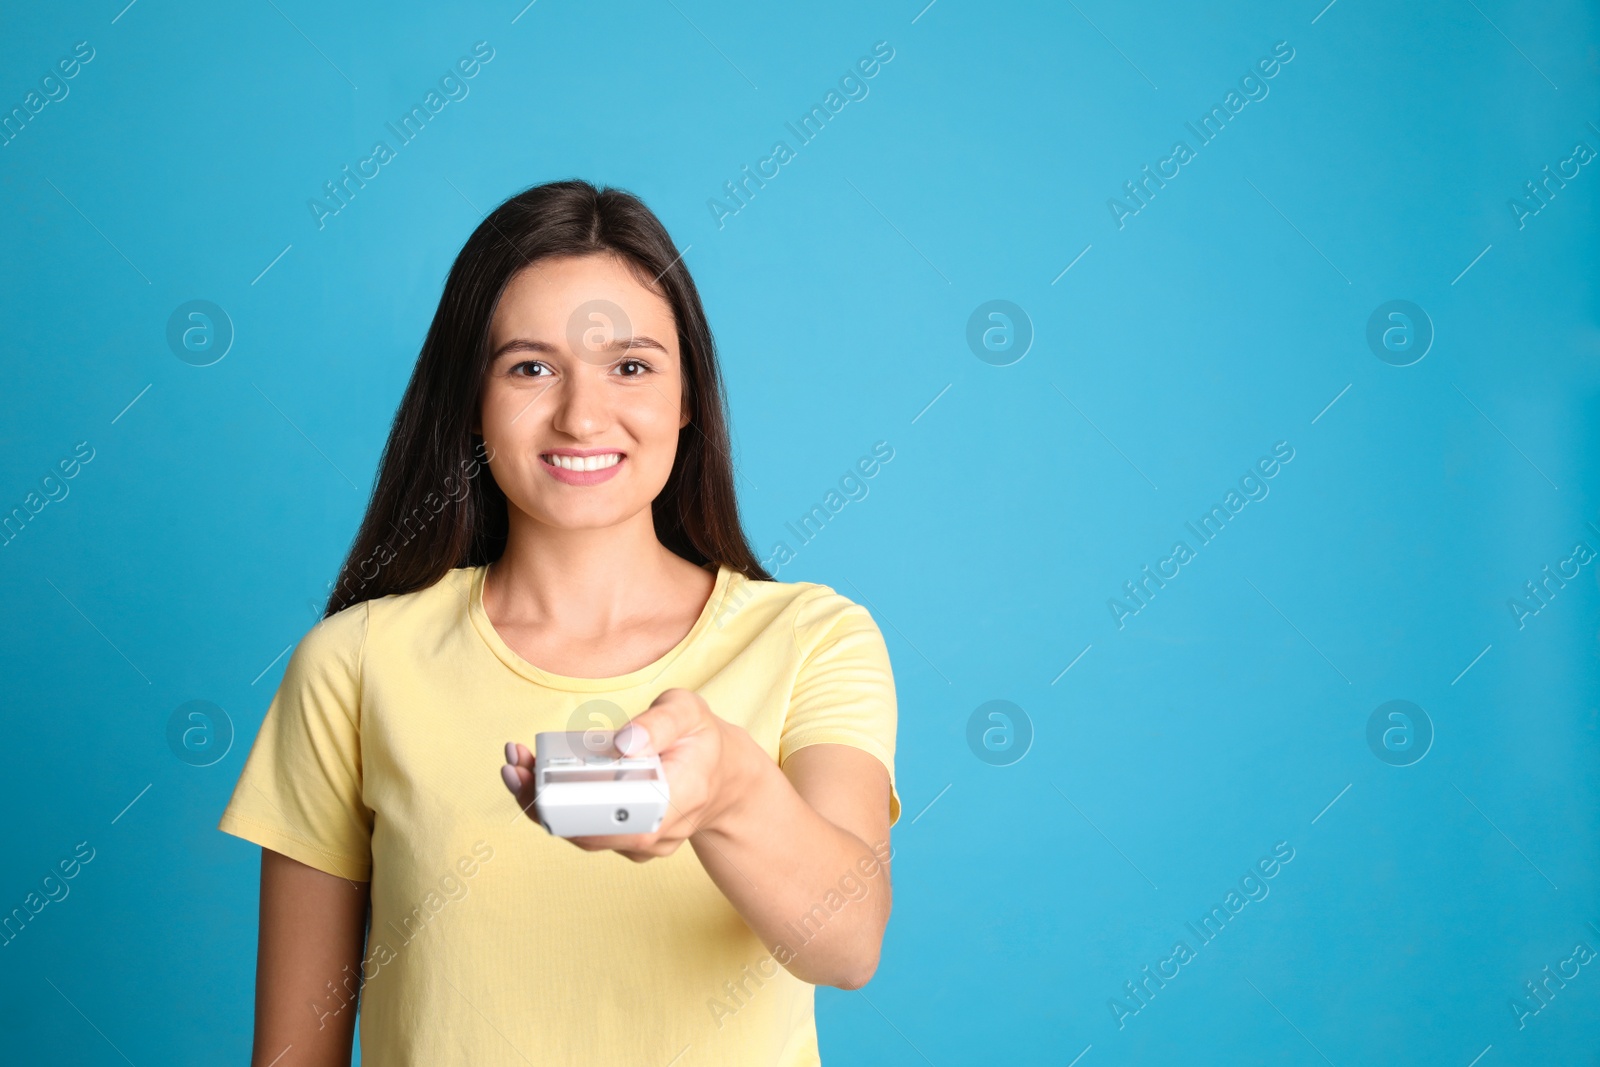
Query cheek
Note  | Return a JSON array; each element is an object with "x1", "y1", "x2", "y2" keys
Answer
[
  {"x1": 621, "y1": 391, "x2": 685, "y2": 456},
  {"x1": 479, "y1": 383, "x2": 545, "y2": 446},
  {"x1": 476, "y1": 385, "x2": 560, "y2": 463}
]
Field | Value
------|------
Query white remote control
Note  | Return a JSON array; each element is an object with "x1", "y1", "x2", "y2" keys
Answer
[{"x1": 533, "y1": 730, "x2": 670, "y2": 837}]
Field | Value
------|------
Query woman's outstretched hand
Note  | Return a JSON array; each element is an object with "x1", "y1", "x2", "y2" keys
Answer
[{"x1": 499, "y1": 688, "x2": 758, "y2": 863}]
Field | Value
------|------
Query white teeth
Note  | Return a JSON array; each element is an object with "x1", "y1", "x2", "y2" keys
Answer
[{"x1": 545, "y1": 452, "x2": 622, "y2": 472}]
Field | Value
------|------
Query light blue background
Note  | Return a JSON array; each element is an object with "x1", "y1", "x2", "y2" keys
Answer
[{"x1": 2, "y1": 1, "x2": 1597, "y2": 1063}]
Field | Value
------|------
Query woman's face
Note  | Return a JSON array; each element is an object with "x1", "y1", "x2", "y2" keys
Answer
[{"x1": 479, "y1": 253, "x2": 688, "y2": 532}]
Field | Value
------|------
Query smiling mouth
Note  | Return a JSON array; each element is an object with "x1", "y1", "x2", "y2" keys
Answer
[{"x1": 541, "y1": 452, "x2": 624, "y2": 472}]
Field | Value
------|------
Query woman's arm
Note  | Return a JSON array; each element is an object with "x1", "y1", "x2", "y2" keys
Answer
[
  {"x1": 693, "y1": 738, "x2": 894, "y2": 989},
  {"x1": 251, "y1": 848, "x2": 371, "y2": 1066},
  {"x1": 503, "y1": 689, "x2": 894, "y2": 988}
]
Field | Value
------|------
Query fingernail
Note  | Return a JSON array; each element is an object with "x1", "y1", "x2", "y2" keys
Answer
[
  {"x1": 501, "y1": 763, "x2": 520, "y2": 793},
  {"x1": 505, "y1": 741, "x2": 517, "y2": 764},
  {"x1": 615, "y1": 724, "x2": 649, "y2": 755}
]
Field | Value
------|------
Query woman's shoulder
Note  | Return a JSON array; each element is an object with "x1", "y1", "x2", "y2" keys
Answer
[
  {"x1": 282, "y1": 595, "x2": 370, "y2": 685},
  {"x1": 360, "y1": 564, "x2": 479, "y2": 623},
  {"x1": 303, "y1": 565, "x2": 477, "y2": 657},
  {"x1": 729, "y1": 567, "x2": 845, "y2": 602},
  {"x1": 718, "y1": 566, "x2": 879, "y2": 644}
]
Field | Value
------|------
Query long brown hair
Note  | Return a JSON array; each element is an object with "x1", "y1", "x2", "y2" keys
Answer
[{"x1": 323, "y1": 179, "x2": 770, "y2": 618}]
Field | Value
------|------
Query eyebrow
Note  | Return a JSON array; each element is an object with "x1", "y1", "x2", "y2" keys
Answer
[{"x1": 490, "y1": 335, "x2": 671, "y2": 361}]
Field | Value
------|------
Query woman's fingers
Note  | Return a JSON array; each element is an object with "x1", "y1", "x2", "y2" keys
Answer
[
  {"x1": 613, "y1": 721, "x2": 652, "y2": 756},
  {"x1": 616, "y1": 689, "x2": 705, "y2": 756},
  {"x1": 501, "y1": 742, "x2": 535, "y2": 796},
  {"x1": 500, "y1": 746, "x2": 535, "y2": 821}
]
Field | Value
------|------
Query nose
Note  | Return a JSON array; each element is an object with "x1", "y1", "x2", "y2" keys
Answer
[{"x1": 549, "y1": 362, "x2": 612, "y2": 438}]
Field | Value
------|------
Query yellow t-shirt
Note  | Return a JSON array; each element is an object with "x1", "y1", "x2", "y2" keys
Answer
[{"x1": 217, "y1": 561, "x2": 901, "y2": 1066}]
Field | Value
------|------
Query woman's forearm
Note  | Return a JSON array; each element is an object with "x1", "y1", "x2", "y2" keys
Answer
[
  {"x1": 254, "y1": 849, "x2": 370, "y2": 1066},
  {"x1": 690, "y1": 731, "x2": 892, "y2": 989}
]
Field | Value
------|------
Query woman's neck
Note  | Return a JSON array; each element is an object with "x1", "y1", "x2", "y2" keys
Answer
[{"x1": 483, "y1": 514, "x2": 695, "y2": 635}]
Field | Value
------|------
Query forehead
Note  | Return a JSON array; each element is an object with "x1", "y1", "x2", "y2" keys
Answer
[{"x1": 491, "y1": 253, "x2": 676, "y2": 344}]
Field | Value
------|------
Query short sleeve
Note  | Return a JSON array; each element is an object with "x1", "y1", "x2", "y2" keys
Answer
[
  {"x1": 779, "y1": 591, "x2": 901, "y2": 826},
  {"x1": 216, "y1": 602, "x2": 374, "y2": 880}
]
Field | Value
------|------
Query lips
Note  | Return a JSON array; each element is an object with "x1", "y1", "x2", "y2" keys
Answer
[
  {"x1": 541, "y1": 451, "x2": 623, "y2": 472},
  {"x1": 540, "y1": 451, "x2": 625, "y2": 486}
]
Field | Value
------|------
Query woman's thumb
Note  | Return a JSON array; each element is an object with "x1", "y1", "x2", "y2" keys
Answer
[{"x1": 614, "y1": 722, "x2": 652, "y2": 756}]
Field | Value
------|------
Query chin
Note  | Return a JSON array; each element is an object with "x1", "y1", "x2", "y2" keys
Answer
[{"x1": 532, "y1": 502, "x2": 644, "y2": 528}]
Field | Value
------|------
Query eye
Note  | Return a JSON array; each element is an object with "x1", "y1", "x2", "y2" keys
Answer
[
  {"x1": 509, "y1": 360, "x2": 550, "y2": 378},
  {"x1": 617, "y1": 358, "x2": 653, "y2": 378}
]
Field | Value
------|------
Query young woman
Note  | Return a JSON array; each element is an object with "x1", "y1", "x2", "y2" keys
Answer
[{"x1": 217, "y1": 179, "x2": 901, "y2": 1066}]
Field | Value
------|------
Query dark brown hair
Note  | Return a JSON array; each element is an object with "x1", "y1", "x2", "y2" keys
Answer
[{"x1": 323, "y1": 179, "x2": 770, "y2": 618}]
